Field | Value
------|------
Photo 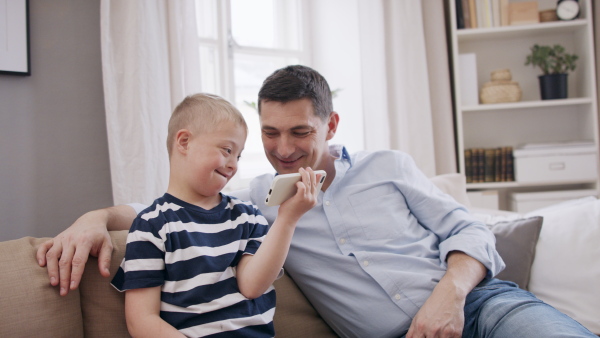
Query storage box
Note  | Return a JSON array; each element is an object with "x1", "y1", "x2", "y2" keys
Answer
[
  {"x1": 510, "y1": 189, "x2": 598, "y2": 213},
  {"x1": 467, "y1": 190, "x2": 499, "y2": 210},
  {"x1": 513, "y1": 143, "x2": 598, "y2": 183}
]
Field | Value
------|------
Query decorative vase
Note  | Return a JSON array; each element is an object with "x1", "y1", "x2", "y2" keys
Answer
[{"x1": 538, "y1": 73, "x2": 568, "y2": 100}]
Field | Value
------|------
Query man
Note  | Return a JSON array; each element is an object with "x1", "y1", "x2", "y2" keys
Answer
[{"x1": 38, "y1": 66, "x2": 595, "y2": 337}]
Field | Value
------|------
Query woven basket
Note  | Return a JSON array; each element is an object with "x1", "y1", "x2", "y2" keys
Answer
[
  {"x1": 491, "y1": 69, "x2": 512, "y2": 81},
  {"x1": 480, "y1": 69, "x2": 522, "y2": 104},
  {"x1": 480, "y1": 81, "x2": 522, "y2": 104}
]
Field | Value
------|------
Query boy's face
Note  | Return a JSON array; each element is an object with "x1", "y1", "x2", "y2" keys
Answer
[
  {"x1": 182, "y1": 120, "x2": 246, "y2": 199},
  {"x1": 260, "y1": 98, "x2": 337, "y2": 175}
]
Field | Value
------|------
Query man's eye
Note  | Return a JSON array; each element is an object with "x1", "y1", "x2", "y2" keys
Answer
[{"x1": 294, "y1": 131, "x2": 310, "y2": 137}]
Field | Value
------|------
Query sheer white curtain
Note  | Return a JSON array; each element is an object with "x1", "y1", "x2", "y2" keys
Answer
[
  {"x1": 100, "y1": 0, "x2": 201, "y2": 205},
  {"x1": 312, "y1": 0, "x2": 456, "y2": 177}
]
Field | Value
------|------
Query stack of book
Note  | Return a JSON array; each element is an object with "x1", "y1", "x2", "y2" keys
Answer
[
  {"x1": 455, "y1": 0, "x2": 511, "y2": 29},
  {"x1": 465, "y1": 147, "x2": 514, "y2": 183}
]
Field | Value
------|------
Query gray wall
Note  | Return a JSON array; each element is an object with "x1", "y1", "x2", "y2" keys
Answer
[{"x1": 0, "y1": 0, "x2": 113, "y2": 241}]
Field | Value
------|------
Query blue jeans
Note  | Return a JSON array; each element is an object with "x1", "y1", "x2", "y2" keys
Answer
[{"x1": 462, "y1": 278, "x2": 596, "y2": 338}]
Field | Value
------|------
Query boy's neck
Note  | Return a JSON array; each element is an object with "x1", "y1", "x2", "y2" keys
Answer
[{"x1": 166, "y1": 186, "x2": 222, "y2": 210}]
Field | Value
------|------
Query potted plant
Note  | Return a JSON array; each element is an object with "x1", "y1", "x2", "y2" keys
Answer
[{"x1": 525, "y1": 44, "x2": 578, "y2": 100}]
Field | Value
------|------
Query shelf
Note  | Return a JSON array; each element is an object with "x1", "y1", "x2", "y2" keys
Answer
[
  {"x1": 457, "y1": 19, "x2": 587, "y2": 42},
  {"x1": 467, "y1": 178, "x2": 597, "y2": 190},
  {"x1": 449, "y1": 0, "x2": 598, "y2": 211},
  {"x1": 462, "y1": 97, "x2": 593, "y2": 112}
]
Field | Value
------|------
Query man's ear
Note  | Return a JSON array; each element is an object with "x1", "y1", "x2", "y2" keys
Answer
[
  {"x1": 175, "y1": 129, "x2": 192, "y2": 154},
  {"x1": 325, "y1": 112, "x2": 339, "y2": 141}
]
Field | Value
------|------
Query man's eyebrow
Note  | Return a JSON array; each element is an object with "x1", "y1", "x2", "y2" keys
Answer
[{"x1": 261, "y1": 125, "x2": 313, "y2": 131}]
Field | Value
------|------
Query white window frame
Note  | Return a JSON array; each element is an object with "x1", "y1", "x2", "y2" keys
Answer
[{"x1": 196, "y1": 0, "x2": 311, "y2": 191}]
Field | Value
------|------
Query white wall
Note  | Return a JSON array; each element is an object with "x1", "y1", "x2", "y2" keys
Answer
[{"x1": 0, "y1": 0, "x2": 113, "y2": 241}]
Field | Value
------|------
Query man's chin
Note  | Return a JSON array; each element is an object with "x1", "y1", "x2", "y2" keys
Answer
[{"x1": 272, "y1": 162, "x2": 304, "y2": 175}]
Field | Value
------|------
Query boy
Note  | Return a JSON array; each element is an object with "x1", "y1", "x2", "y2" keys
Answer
[{"x1": 111, "y1": 93, "x2": 321, "y2": 337}]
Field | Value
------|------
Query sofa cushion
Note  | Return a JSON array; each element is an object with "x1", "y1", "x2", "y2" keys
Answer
[
  {"x1": 487, "y1": 216, "x2": 543, "y2": 289},
  {"x1": 273, "y1": 272, "x2": 337, "y2": 337},
  {"x1": 430, "y1": 173, "x2": 472, "y2": 207},
  {"x1": 526, "y1": 197, "x2": 600, "y2": 334},
  {"x1": 79, "y1": 230, "x2": 129, "y2": 337},
  {"x1": 0, "y1": 237, "x2": 84, "y2": 337}
]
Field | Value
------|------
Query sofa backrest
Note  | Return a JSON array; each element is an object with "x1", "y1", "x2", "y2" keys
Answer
[{"x1": 0, "y1": 231, "x2": 336, "y2": 337}]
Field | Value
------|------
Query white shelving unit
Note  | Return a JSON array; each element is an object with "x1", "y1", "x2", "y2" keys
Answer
[{"x1": 448, "y1": 0, "x2": 599, "y2": 210}]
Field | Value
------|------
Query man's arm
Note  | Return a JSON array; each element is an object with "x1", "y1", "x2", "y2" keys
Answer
[
  {"x1": 36, "y1": 204, "x2": 138, "y2": 296},
  {"x1": 406, "y1": 251, "x2": 487, "y2": 338}
]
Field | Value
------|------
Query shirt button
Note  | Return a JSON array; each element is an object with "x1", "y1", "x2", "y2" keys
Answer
[
  {"x1": 339, "y1": 238, "x2": 346, "y2": 245},
  {"x1": 363, "y1": 260, "x2": 369, "y2": 266},
  {"x1": 394, "y1": 294, "x2": 402, "y2": 300},
  {"x1": 325, "y1": 201, "x2": 330, "y2": 206}
]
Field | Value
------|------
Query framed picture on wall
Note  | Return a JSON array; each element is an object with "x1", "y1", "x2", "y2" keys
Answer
[{"x1": 0, "y1": 0, "x2": 30, "y2": 76}]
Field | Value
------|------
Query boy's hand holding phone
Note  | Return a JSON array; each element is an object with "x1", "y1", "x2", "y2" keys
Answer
[{"x1": 267, "y1": 167, "x2": 325, "y2": 221}]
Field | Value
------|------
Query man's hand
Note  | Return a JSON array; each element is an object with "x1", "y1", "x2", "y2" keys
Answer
[
  {"x1": 406, "y1": 251, "x2": 486, "y2": 338},
  {"x1": 406, "y1": 277, "x2": 465, "y2": 338},
  {"x1": 36, "y1": 205, "x2": 136, "y2": 296}
]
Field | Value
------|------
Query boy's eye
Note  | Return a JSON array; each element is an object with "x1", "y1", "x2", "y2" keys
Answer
[{"x1": 223, "y1": 148, "x2": 232, "y2": 154}]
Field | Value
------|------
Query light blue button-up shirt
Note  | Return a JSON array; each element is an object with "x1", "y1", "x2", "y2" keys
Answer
[
  {"x1": 132, "y1": 145, "x2": 505, "y2": 337},
  {"x1": 242, "y1": 145, "x2": 504, "y2": 337}
]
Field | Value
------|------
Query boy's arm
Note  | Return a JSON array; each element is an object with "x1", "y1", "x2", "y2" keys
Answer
[
  {"x1": 36, "y1": 204, "x2": 138, "y2": 296},
  {"x1": 125, "y1": 286, "x2": 185, "y2": 338},
  {"x1": 236, "y1": 168, "x2": 320, "y2": 299}
]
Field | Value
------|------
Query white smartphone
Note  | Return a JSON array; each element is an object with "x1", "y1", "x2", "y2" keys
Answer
[{"x1": 265, "y1": 170, "x2": 327, "y2": 206}]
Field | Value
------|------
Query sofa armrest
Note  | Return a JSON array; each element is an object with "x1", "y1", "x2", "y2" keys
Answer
[{"x1": 0, "y1": 237, "x2": 84, "y2": 336}]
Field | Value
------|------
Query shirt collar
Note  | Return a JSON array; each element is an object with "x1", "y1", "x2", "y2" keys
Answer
[{"x1": 330, "y1": 144, "x2": 352, "y2": 167}]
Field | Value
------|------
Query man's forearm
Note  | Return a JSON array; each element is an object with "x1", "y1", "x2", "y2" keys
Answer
[
  {"x1": 442, "y1": 251, "x2": 487, "y2": 298},
  {"x1": 104, "y1": 204, "x2": 138, "y2": 231}
]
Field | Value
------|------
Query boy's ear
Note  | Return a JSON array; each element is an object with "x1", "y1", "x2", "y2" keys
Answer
[{"x1": 175, "y1": 129, "x2": 192, "y2": 154}]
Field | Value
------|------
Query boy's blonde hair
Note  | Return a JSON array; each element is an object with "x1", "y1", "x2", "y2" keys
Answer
[{"x1": 167, "y1": 93, "x2": 247, "y2": 157}]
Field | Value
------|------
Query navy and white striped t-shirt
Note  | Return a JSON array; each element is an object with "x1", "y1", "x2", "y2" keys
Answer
[{"x1": 111, "y1": 193, "x2": 275, "y2": 337}]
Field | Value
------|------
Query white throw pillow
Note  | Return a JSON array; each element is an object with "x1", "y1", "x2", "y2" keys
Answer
[
  {"x1": 526, "y1": 198, "x2": 600, "y2": 334},
  {"x1": 429, "y1": 173, "x2": 471, "y2": 207}
]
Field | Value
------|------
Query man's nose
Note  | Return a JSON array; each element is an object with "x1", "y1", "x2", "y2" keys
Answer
[{"x1": 276, "y1": 135, "x2": 295, "y2": 158}]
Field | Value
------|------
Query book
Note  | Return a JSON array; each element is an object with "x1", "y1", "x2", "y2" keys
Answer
[
  {"x1": 492, "y1": 0, "x2": 501, "y2": 27},
  {"x1": 465, "y1": 149, "x2": 473, "y2": 183},
  {"x1": 484, "y1": 148, "x2": 496, "y2": 182},
  {"x1": 462, "y1": 0, "x2": 472, "y2": 28},
  {"x1": 456, "y1": 0, "x2": 465, "y2": 29},
  {"x1": 469, "y1": 0, "x2": 478, "y2": 28},
  {"x1": 500, "y1": 0, "x2": 510, "y2": 26},
  {"x1": 505, "y1": 146, "x2": 514, "y2": 181},
  {"x1": 494, "y1": 147, "x2": 502, "y2": 182}
]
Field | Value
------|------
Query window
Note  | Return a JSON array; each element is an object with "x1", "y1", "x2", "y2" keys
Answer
[
  {"x1": 195, "y1": 0, "x2": 308, "y2": 191},
  {"x1": 193, "y1": 0, "x2": 365, "y2": 191}
]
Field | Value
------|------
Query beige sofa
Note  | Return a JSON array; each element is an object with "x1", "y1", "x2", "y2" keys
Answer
[
  {"x1": 0, "y1": 231, "x2": 337, "y2": 337},
  {"x1": 2, "y1": 174, "x2": 598, "y2": 335}
]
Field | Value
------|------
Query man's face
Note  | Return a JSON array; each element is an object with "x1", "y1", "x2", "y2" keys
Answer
[{"x1": 260, "y1": 98, "x2": 337, "y2": 175}]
